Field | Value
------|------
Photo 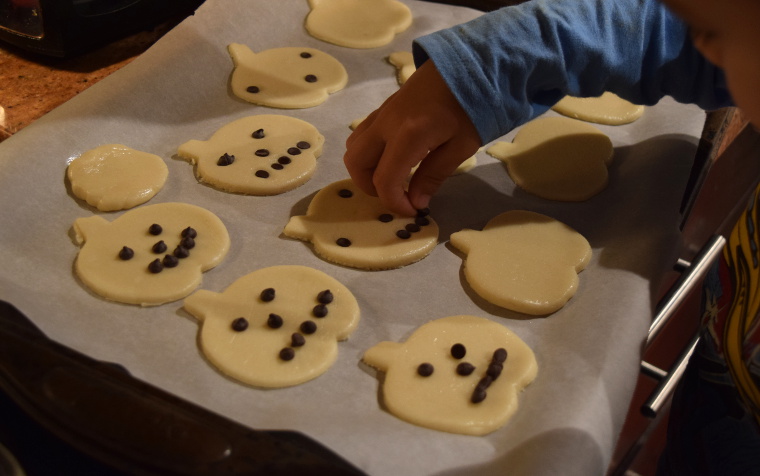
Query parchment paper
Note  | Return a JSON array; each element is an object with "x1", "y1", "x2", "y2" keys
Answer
[{"x1": 0, "y1": 1, "x2": 707, "y2": 474}]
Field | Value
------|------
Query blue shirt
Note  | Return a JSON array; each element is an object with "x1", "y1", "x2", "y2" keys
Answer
[{"x1": 412, "y1": 0, "x2": 733, "y2": 144}]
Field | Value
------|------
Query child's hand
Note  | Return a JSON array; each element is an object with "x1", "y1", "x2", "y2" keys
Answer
[{"x1": 343, "y1": 61, "x2": 481, "y2": 216}]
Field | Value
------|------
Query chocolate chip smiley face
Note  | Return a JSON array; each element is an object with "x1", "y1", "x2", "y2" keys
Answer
[
  {"x1": 73, "y1": 202, "x2": 230, "y2": 306},
  {"x1": 362, "y1": 315, "x2": 538, "y2": 436},
  {"x1": 183, "y1": 265, "x2": 360, "y2": 388},
  {"x1": 177, "y1": 115, "x2": 324, "y2": 195},
  {"x1": 228, "y1": 44, "x2": 347, "y2": 109},
  {"x1": 283, "y1": 179, "x2": 439, "y2": 270}
]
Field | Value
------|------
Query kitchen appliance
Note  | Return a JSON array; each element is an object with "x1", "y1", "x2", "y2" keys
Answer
[{"x1": 0, "y1": 0, "x2": 204, "y2": 57}]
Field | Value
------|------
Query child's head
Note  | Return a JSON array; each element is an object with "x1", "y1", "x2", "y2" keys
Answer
[{"x1": 662, "y1": 0, "x2": 760, "y2": 127}]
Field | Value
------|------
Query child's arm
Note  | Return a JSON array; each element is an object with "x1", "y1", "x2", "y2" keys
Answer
[{"x1": 344, "y1": 0, "x2": 732, "y2": 216}]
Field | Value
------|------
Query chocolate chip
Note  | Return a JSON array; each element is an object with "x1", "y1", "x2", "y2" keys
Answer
[
  {"x1": 255, "y1": 149, "x2": 269, "y2": 157},
  {"x1": 476, "y1": 375, "x2": 493, "y2": 390},
  {"x1": 291, "y1": 333, "x2": 306, "y2": 347},
  {"x1": 336, "y1": 238, "x2": 351, "y2": 247},
  {"x1": 267, "y1": 313, "x2": 283, "y2": 328},
  {"x1": 300, "y1": 321, "x2": 317, "y2": 334},
  {"x1": 231, "y1": 317, "x2": 249, "y2": 332},
  {"x1": 118, "y1": 246, "x2": 134, "y2": 260},
  {"x1": 271, "y1": 163, "x2": 284, "y2": 170},
  {"x1": 246, "y1": 86, "x2": 260, "y2": 93},
  {"x1": 277, "y1": 156, "x2": 291, "y2": 165},
  {"x1": 313, "y1": 304, "x2": 328, "y2": 318},
  {"x1": 260, "y1": 288, "x2": 276, "y2": 302},
  {"x1": 180, "y1": 236, "x2": 195, "y2": 249},
  {"x1": 297, "y1": 141, "x2": 310, "y2": 149},
  {"x1": 162, "y1": 254, "x2": 179, "y2": 268},
  {"x1": 456, "y1": 362, "x2": 476, "y2": 376},
  {"x1": 486, "y1": 362, "x2": 503, "y2": 379},
  {"x1": 417, "y1": 363, "x2": 434, "y2": 377},
  {"x1": 173, "y1": 246, "x2": 190, "y2": 259},
  {"x1": 317, "y1": 289, "x2": 334, "y2": 304},
  {"x1": 378, "y1": 213, "x2": 393, "y2": 223},
  {"x1": 304, "y1": 74, "x2": 317, "y2": 83},
  {"x1": 300, "y1": 52, "x2": 312, "y2": 58},
  {"x1": 279, "y1": 347, "x2": 295, "y2": 361},
  {"x1": 471, "y1": 387, "x2": 487, "y2": 404},
  {"x1": 152, "y1": 241, "x2": 167, "y2": 253},
  {"x1": 148, "y1": 259, "x2": 163, "y2": 274},
  {"x1": 416, "y1": 208, "x2": 430, "y2": 217},
  {"x1": 217, "y1": 153, "x2": 235, "y2": 166},
  {"x1": 396, "y1": 230, "x2": 411, "y2": 239},
  {"x1": 181, "y1": 227, "x2": 197, "y2": 239},
  {"x1": 415, "y1": 216, "x2": 430, "y2": 227},
  {"x1": 255, "y1": 170, "x2": 270, "y2": 178},
  {"x1": 287, "y1": 147, "x2": 301, "y2": 155},
  {"x1": 252, "y1": 129, "x2": 265, "y2": 139},
  {"x1": 148, "y1": 224, "x2": 163, "y2": 235},
  {"x1": 493, "y1": 348, "x2": 508, "y2": 364},
  {"x1": 405, "y1": 223, "x2": 421, "y2": 233},
  {"x1": 451, "y1": 343, "x2": 466, "y2": 359},
  {"x1": 338, "y1": 189, "x2": 353, "y2": 198}
]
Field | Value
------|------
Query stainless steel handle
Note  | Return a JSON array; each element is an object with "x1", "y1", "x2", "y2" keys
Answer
[
  {"x1": 647, "y1": 235, "x2": 726, "y2": 346},
  {"x1": 640, "y1": 235, "x2": 725, "y2": 418}
]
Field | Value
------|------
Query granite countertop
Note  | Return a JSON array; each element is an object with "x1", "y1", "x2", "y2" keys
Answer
[{"x1": 0, "y1": 18, "x2": 184, "y2": 142}]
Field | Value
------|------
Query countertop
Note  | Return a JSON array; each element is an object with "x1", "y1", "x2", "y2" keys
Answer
[{"x1": 0, "y1": 18, "x2": 185, "y2": 142}]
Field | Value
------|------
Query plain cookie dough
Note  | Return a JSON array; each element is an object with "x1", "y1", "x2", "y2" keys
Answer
[
  {"x1": 283, "y1": 178, "x2": 439, "y2": 270},
  {"x1": 184, "y1": 265, "x2": 360, "y2": 388},
  {"x1": 363, "y1": 315, "x2": 538, "y2": 436},
  {"x1": 228, "y1": 44, "x2": 347, "y2": 109},
  {"x1": 67, "y1": 144, "x2": 168, "y2": 212},
  {"x1": 387, "y1": 51, "x2": 414, "y2": 85},
  {"x1": 450, "y1": 210, "x2": 591, "y2": 315},
  {"x1": 486, "y1": 116, "x2": 613, "y2": 201},
  {"x1": 305, "y1": 0, "x2": 412, "y2": 49},
  {"x1": 552, "y1": 92, "x2": 645, "y2": 125},
  {"x1": 177, "y1": 115, "x2": 324, "y2": 195},
  {"x1": 73, "y1": 202, "x2": 230, "y2": 306}
]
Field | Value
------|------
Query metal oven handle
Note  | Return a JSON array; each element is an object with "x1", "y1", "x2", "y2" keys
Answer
[{"x1": 641, "y1": 234, "x2": 726, "y2": 418}]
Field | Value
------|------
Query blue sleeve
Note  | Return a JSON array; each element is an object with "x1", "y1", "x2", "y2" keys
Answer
[{"x1": 412, "y1": 0, "x2": 733, "y2": 144}]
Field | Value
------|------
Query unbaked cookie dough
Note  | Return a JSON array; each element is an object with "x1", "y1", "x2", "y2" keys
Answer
[
  {"x1": 67, "y1": 144, "x2": 168, "y2": 212},
  {"x1": 363, "y1": 315, "x2": 537, "y2": 436},
  {"x1": 228, "y1": 44, "x2": 347, "y2": 109},
  {"x1": 184, "y1": 265, "x2": 360, "y2": 388},
  {"x1": 283, "y1": 178, "x2": 439, "y2": 270},
  {"x1": 552, "y1": 92, "x2": 644, "y2": 125},
  {"x1": 388, "y1": 51, "x2": 414, "y2": 85},
  {"x1": 177, "y1": 115, "x2": 324, "y2": 195},
  {"x1": 449, "y1": 210, "x2": 591, "y2": 315},
  {"x1": 486, "y1": 116, "x2": 613, "y2": 201},
  {"x1": 73, "y1": 202, "x2": 230, "y2": 306},
  {"x1": 305, "y1": 0, "x2": 412, "y2": 49}
]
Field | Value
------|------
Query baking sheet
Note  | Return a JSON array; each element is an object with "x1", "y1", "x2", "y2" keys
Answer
[{"x1": 0, "y1": 1, "x2": 707, "y2": 474}]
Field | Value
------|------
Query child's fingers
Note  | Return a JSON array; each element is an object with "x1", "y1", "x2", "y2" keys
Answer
[
  {"x1": 343, "y1": 126, "x2": 387, "y2": 197},
  {"x1": 407, "y1": 138, "x2": 479, "y2": 210}
]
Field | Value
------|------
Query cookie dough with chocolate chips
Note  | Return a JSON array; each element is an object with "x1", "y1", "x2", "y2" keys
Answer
[
  {"x1": 73, "y1": 202, "x2": 230, "y2": 306},
  {"x1": 183, "y1": 265, "x2": 360, "y2": 388},
  {"x1": 363, "y1": 315, "x2": 537, "y2": 436},
  {"x1": 178, "y1": 115, "x2": 324, "y2": 195},
  {"x1": 283, "y1": 178, "x2": 439, "y2": 270},
  {"x1": 67, "y1": 144, "x2": 168, "y2": 211},
  {"x1": 228, "y1": 44, "x2": 347, "y2": 109}
]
